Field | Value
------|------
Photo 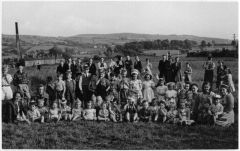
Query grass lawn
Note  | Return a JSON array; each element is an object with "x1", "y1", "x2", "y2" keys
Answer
[
  {"x1": 2, "y1": 121, "x2": 238, "y2": 149},
  {"x1": 3, "y1": 56, "x2": 238, "y2": 149}
]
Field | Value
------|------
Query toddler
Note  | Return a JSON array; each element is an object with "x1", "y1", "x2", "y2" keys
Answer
[
  {"x1": 48, "y1": 101, "x2": 61, "y2": 122},
  {"x1": 83, "y1": 101, "x2": 97, "y2": 120},
  {"x1": 97, "y1": 102, "x2": 110, "y2": 121},
  {"x1": 71, "y1": 99, "x2": 83, "y2": 121},
  {"x1": 27, "y1": 101, "x2": 42, "y2": 123},
  {"x1": 37, "y1": 99, "x2": 49, "y2": 123},
  {"x1": 138, "y1": 101, "x2": 151, "y2": 122},
  {"x1": 158, "y1": 101, "x2": 167, "y2": 123},
  {"x1": 60, "y1": 99, "x2": 72, "y2": 121}
]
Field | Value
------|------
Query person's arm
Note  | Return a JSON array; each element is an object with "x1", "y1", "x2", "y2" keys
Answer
[
  {"x1": 62, "y1": 81, "x2": 66, "y2": 98},
  {"x1": 79, "y1": 76, "x2": 83, "y2": 92},
  {"x1": 225, "y1": 94, "x2": 234, "y2": 113}
]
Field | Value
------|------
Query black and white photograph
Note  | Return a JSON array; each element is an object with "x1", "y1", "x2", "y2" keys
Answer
[{"x1": 1, "y1": 1, "x2": 238, "y2": 149}]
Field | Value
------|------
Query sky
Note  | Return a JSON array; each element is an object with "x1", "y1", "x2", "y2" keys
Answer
[{"x1": 2, "y1": 1, "x2": 238, "y2": 39}]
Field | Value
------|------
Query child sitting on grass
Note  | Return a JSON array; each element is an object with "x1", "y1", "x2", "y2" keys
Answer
[
  {"x1": 60, "y1": 99, "x2": 72, "y2": 121},
  {"x1": 124, "y1": 96, "x2": 138, "y2": 122},
  {"x1": 166, "y1": 99, "x2": 178, "y2": 124},
  {"x1": 149, "y1": 98, "x2": 159, "y2": 122},
  {"x1": 109, "y1": 98, "x2": 122, "y2": 122},
  {"x1": 158, "y1": 101, "x2": 167, "y2": 123},
  {"x1": 97, "y1": 102, "x2": 110, "y2": 121},
  {"x1": 138, "y1": 100, "x2": 151, "y2": 122},
  {"x1": 209, "y1": 95, "x2": 224, "y2": 124},
  {"x1": 37, "y1": 99, "x2": 49, "y2": 123},
  {"x1": 27, "y1": 101, "x2": 42, "y2": 123},
  {"x1": 178, "y1": 102, "x2": 194, "y2": 126},
  {"x1": 48, "y1": 101, "x2": 61, "y2": 123},
  {"x1": 83, "y1": 101, "x2": 97, "y2": 121},
  {"x1": 71, "y1": 98, "x2": 83, "y2": 121}
]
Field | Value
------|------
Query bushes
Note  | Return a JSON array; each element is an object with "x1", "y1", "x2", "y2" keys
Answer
[{"x1": 187, "y1": 50, "x2": 238, "y2": 58}]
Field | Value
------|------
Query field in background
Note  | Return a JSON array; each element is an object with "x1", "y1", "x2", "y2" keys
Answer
[{"x1": 3, "y1": 56, "x2": 238, "y2": 149}]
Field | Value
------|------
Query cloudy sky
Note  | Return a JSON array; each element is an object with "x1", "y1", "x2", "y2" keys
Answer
[{"x1": 2, "y1": 1, "x2": 238, "y2": 39}]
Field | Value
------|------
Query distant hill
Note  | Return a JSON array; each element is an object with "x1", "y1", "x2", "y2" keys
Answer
[{"x1": 2, "y1": 33, "x2": 231, "y2": 57}]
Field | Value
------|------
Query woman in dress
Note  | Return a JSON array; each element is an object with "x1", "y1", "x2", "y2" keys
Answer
[
  {"x1": 215, "y1": 84, "x2": 235, "y2": 127},
  {"x1": 172, "y1": 57, "x2": 182, "y2": 83},
  {"x1": 142, "y1": 72, "x2": 155, "y2": 103},
  {"x1": 194, "y1": 82, "x2": 215, "y2": 124}
]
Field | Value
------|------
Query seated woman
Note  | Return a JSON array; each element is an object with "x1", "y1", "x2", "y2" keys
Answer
[
  {"x1": 215, "y1": 84, "x2": 235, "y2": 127},
  {"x1": 4, "y1": 92, "x2": 29, "y2": 124}
]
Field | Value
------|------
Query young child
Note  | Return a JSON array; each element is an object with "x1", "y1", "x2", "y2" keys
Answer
[
  {"x1": 97, "y1": 102, "x2": 110, "y2": 121},
  {"x1": 48, "y1": 101, "x2": 61, "y2": 122},
  {"x1": 178, "y1": 102, "x2": 194, "y2": 126},
  {"x1": 129, "y1": 69, "x2": 143, "y2": 104},
  {"x1": 65, "y1": 71, "x2": 76, "y2": 109},
  {"x1": 158, "y1": 101, "x2": 167, "y2": 123},
  {"x1": 142, "y1": 72, "x2": 155, "y2": 103},
  {"x1": 95, "y1": 96, "x2": 103, "y2": 117},
  {"x1": 165, "y1": 82, "x2": 177, "y2": 109},
  {"x1": 109, "y1": 73, "x2": 120, "y2": 101},
  {"x1": 60, "y1": 99, "x2": 72, "y2": 121},
  {"x1": 166, "y1": 99, "x2": 178, "y2": 124},
  {"x1": 119, "y1": 69, "x2": 130, "y2": 107},
  {"x1": 46, "y1": 76, "x2": 55, "y2": 105},
  {"x1": 27, "y1": 101, "x2": 42, "y2": 123},
  {"x1": 209, "y1": 95, "x2": 224, "y2": 124},
  {"x1": 149, "y1": 98, "x2": 159, "y2": 122},
  {"x1": 71, "y1": 99, "x2": 83, "y2": 121},
  {"x1": 83, "y1": 101, "x2": 97, "y2": 120},
  {"x1": 55, "y1": 74, "x2": 66, "y2": 103},
  {"x1": 155, "y1": 78, "x2": 168, "y2": 103},
  {"x1": 184, "y1": 62, "x2": 192, "y2": 83},
  {"x1": 109, "y1": 98, "x2": 122, "y2": 122},
  {"x1": 37, "y1": 99, "x2": 49, "y2": 123},
  {"x1": 138, "y1": 101, "x2": 151, "y2": 122},
  {"x1": 124, "y1": 96, "x2": 138, "y2": 122}
]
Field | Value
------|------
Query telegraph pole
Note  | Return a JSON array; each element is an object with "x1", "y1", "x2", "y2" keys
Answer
[{"x1": 15, "y1": 22, "x2": 22, "y2": 60}]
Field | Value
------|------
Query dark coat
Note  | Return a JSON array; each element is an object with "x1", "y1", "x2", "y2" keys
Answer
[{"x1": 3, "y1": 100, "x2": 27, "y2": 123}]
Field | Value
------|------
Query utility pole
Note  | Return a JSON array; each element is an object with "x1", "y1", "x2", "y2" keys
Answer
[{"x1": 15, "y1": 22, "x2": 22, "y2": 60}]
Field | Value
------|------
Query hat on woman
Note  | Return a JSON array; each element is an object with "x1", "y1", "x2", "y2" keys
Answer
[
  {"x1": 131, "y1": 69, "x2": 139, "y2": 75},
  {"x1": 213, "y1": 94, "x2": 222, "y2": 99}
]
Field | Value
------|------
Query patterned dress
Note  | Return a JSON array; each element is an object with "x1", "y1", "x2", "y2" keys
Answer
[{"x1": 142, "y1": 80, "x2": 155, "y2": 103}]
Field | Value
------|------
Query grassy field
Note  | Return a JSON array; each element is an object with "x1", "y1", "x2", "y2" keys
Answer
[{"x1": 3, "y1": 56, "x2": 238, "y2": 149}]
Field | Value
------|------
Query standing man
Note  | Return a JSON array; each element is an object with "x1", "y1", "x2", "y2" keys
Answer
[
  {"x1": 80, "y1": 65, "x2": 92, "y2": 107},
  {"x1": 2, "y1": 65, "x2": 13, "y2": 101},
  {"x1": 71, "y1": 59, "x2": 78, "y2": 80},
  {"x1": 56, "y1": 60, "x2": 65, "y2": 75},
  {"x1": 158, "y1": 55, "x2": 167, "y2": 79},
  {"x1": 125, "y1": 56, "x2": 133, "y2": 77},
  {"x1": 88, "y1": 58, "x2": 97, "y2": 76},
  {"x1": 134, "y1": 56, "x2": 143, "y2": 74},
  {"x1": 13, "y1": 63, "x2": 31, "y2": 100},
  {"x1": 203, "y1": 56, "x2": 215, "y2": 88}
]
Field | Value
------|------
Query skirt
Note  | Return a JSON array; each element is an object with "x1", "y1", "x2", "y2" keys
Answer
[{"x1": 215, "y1": 110, "x2": 234, "y2": 127}]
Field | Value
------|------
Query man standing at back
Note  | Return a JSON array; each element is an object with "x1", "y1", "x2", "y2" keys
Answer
[{"x1": 158, "y1": 55, "x2": 167, "y2": 79}]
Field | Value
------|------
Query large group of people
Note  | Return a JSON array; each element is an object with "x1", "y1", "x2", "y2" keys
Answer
[{"x1": 2, "y1": 54, "x2": 236, "y2": 127}]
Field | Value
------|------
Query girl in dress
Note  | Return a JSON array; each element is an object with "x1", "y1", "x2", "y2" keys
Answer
[
  {"x1": 97, "y1": 102, "x2": 110, "y2": 121},
  {"x1": 178, "y1": 102, "x2": 194, "y2": 125},
  {"x1": 83, "y1": 101, "x2": 97, "y2": 121},
  {"x1": 155, "y1": 78, "x2": 168, "y2": 103},
  {"x1": 48, "y1": 101, "x2": 61, "y2": 123},
  {"x1": 129, "y1": 69, "x2": 143, "y2": 104},
  {"x1": 119, "y1": 69, "x2": 130, "y2": 107},
  {"x1": 166, "y1": 99, "x2": 178, "y2": 124},
  {"x1": 142, "y1": 72, "x2": 155, "y2": 103},
  {"x1": 71, "y1": 99, "x2": 83, "y2": 121}
]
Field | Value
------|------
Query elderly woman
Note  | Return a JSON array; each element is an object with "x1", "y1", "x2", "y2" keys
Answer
[
  {"x1": 3, "y1": 92, "x2": 30, "y2": 124},
  {"x1": 215, "y1": 84, "x2": 235, "y2": 127}
]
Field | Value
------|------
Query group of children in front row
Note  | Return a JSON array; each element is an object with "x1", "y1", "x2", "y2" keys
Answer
[{"x1": 24, "y1": 79, "x2": 224, "y2": 126}]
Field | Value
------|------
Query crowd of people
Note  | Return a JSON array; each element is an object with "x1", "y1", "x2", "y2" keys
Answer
[{"x1": 2, "y1": 54, "x2": 236, "y2": 127}]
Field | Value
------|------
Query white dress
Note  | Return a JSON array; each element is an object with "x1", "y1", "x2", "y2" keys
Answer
[{"x1": 142, "y1": 80, "x2": 155, "y2": 103}]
